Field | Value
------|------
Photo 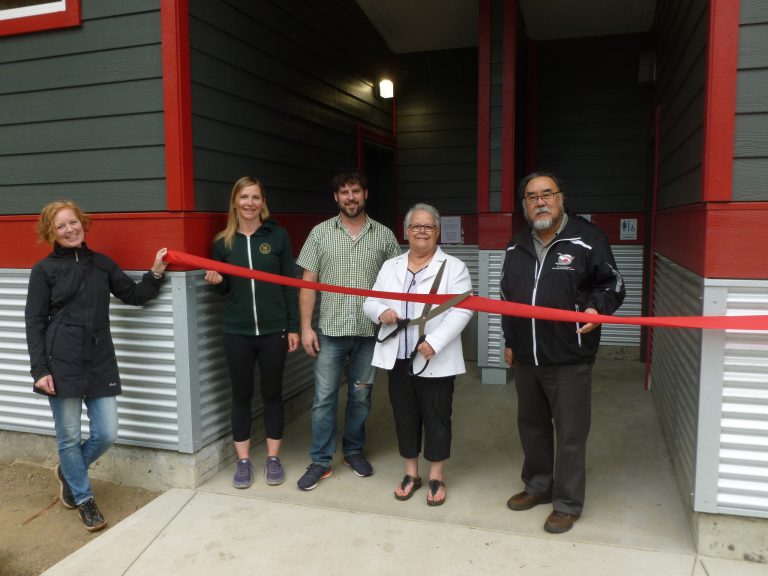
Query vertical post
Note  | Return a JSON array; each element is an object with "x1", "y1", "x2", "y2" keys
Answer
[{"x1": 161, "y1": 0, "x2": 194, "y2": 211}]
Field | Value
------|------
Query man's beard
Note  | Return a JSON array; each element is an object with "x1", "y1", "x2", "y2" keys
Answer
[
  {"x1": 525, "y1": 206, "x2": 554, "y2": 230},
  {"x1": 339, "y1": 200, "x2": 365, "y2": 218},
  {"x1": 532, "y1": 217, "x2": 553, "y2": 231}
]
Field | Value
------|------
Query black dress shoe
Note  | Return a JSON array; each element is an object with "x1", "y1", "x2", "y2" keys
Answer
[
  {"x1": 507, "y1": 490, "x2": 552, "y2": 511},
  {"x1": 78, "y1": 498, "x2": 107, "y2": 532},
  {"x1": 544, "y1": 511, "x2": 579, "y2": 533}
]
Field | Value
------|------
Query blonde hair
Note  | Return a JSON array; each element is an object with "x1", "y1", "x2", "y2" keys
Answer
[
  {"x1": 214, "y1": 176, "x2": 270, "y2": 250},
  {"x1": 36, "y1": 200, "x2": 91, "y2": 246}
]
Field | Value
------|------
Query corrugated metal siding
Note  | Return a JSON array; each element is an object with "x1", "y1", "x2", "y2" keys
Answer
[
  {"x1": 478, "y1": 250, "x2": 506, "y2": 368},
  {"x1": 193, "y1": 269, "x2": 315, "y2": 449},
  {"x1": 650, "y1": 255, "x2": 703, "y2": 504},
  {"x1": 0, "y1": 270, "x2": 179, "y2": 449},
  {"x1": 733, "y1": 0, "x2": 768, "y2": 200},
  {"x1": 0, "y1": 0, "x2": 166, "y2": 213},
  {"x1": 713, "y1": 280, "x2": 768, "y2": 516},
  {"x1": 440, "y1": 245, "x2": 478, "y2": 362},
  {"x1": 601, "y1": 245, "x2": 642, "y2": 346}
]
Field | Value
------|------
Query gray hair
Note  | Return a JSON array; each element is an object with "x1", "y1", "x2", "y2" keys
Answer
[{"x1": 403, "y1": 203, "x2": 441, "y2": 236}]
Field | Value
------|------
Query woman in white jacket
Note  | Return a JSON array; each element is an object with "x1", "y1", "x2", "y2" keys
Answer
[{"x1": 363, "y1": 204, "x2": 473, "y2": 506}]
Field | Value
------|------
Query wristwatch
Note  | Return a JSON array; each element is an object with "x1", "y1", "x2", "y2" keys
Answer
[{"x1": 151, "y1": 270, "x2": 164, "y2": 280}]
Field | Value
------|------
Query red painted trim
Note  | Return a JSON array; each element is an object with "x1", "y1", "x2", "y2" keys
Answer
[
  {"x1": 655, "y1": 202, "x2": 768, "y2": 279},
  {"x1": 588, "y1": 213, "x2": 645, "y2": 245},
  {"x1": 478, "y1": 213, "x2": 514, "y2": 249},
  {"x1": 702, "y1": 0, "x2": 739, "y2": 202},
  {"x1": 525, "y1": 39, "x2": 539, "y2": 175},
  {"x1": 476, "y1": 0, "x2": 491, "y2": 213},
  {"x1": 161, "y1": 0, "x2": 194, "y2": 211},
  {"x1": 501, "y1": 0, "x2": 517, "y2": 213},
  {"x1": 0, "y1": 212, "x2": 336, "y2": 269},
  {"x1": 0, "y1": 0, "x2": 80, "y2": 36}
]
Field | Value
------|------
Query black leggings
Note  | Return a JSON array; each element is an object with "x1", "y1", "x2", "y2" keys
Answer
[{"x1": 224, "y1": 332, "x2": 288, "y2": 442}]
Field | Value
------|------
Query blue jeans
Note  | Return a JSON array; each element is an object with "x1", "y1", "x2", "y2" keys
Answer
[
  {"x1": 48, "y1": 395, "x2": 118, "y2": 505},
  {"x1": 309, "y1": 334, "x2": 376, "y2": 466}
]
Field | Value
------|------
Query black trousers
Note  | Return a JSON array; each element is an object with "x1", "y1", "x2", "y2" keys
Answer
[
  {"x1": 388, "y1": 359, "x2": 455, "y2": 462},
  {"x1": 224, "y1": 332, "x2": 288, "y2": 442},
  {"x1": 514, "y1": 362, "x2": 592, "y2": 516}
]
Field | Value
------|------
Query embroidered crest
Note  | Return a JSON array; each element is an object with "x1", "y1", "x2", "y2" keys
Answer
[
  {"x1": 556, "y1": 253, "x2": 574, "y2": 266},
  {"x1": 259, "y1": 243, "x2": 271, "y2": 255}
]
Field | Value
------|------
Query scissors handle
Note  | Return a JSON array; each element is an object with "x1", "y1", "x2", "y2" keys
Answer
[
  {"x1": 408, "y1": 335, "x2": 430, "y2": 376},
  {"x1": 375, "y1": 317, "x2": 410, "y2": 343}
]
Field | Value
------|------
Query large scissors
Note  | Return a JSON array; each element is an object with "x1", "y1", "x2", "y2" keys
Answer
[{"x1": 375, "y1": 259, "x2": 472, "y2": 376}]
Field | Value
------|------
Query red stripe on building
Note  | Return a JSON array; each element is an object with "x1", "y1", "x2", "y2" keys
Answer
[
  {"x1": 161, "y1": 0, "x2": 194, "y2": 211},
  {"x1": 702, "y1": 0, "x2": 739, "y2": 202},
  {"x1": 655, "y1": 203, "x2": 768, "y2": 279}
]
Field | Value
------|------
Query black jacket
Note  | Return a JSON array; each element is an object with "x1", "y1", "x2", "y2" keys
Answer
[
  {"x1": 210, "y1": 220, "x2": 299, "y2": 336},
  {"x1": 25, "y1": 243, "x2": 164, "y2": 398},
  {"x1": 500, "y1": 214, "x2": 625, "y2": 366}
]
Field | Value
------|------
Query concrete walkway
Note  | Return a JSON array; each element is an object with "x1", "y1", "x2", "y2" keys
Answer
[{"x1": 43, "y1": 360, "x2": 765, "y2": 575}]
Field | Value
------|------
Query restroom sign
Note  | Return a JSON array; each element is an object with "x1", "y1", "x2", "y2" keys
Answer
[{"x1": 620, "y1": 218, "x2": 638, "y2": 241}]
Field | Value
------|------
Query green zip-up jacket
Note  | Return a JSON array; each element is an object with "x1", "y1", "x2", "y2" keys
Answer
[{"x1": 211, "y1": 220, "x2": 299, "y2": 336}]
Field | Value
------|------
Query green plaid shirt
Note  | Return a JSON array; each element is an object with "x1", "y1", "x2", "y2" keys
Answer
[{"x1": 297, "y1": 215, "x2": 401, "y2": 337}]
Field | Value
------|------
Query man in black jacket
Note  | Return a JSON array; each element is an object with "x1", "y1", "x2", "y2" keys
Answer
[{"x1": 501, "y1": 172, "x2": 625, "y2": 534}]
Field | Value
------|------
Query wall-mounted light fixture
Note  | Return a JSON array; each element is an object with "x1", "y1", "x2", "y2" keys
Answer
[{"x1": 378, "y1": 78, "x2": 394, "y2": 99}]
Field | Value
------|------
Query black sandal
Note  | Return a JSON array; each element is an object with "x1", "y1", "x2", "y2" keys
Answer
[
  {"x1": 394, "y1": 475, "x2": 422, "y2": 501},
  {"x1": 427, "y1": 479, "x2": 446, "y2": 506}
]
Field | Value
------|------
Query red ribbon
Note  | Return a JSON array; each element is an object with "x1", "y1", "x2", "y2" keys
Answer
[{"x1": 165, "y1": 250, "x2": 768, "y2": 331}]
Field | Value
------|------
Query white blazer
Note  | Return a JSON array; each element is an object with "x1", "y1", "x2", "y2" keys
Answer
[{"x1": 363, "y1": 246, "x2": 473, "y2": 377}]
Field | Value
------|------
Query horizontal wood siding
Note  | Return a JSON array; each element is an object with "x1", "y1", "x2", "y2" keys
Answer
[
  {"x1": 189, "y1": 0, "x2": 393, "y2": 213},
  {"x1": 655, "y1": 0, "x2": 708, "y2": 209},
  {"x1": 733, "y1": 0, "x2": 768, "y2": 201},
  {"x1": 0, "y1": 0, "x2": 166, "y2": 214},
  {"x1": 396, "y1": 48, "x2": 478, "y2": 215},
  {"x1": 535, "y1": 35, "x2": 651, "y2": 213}
]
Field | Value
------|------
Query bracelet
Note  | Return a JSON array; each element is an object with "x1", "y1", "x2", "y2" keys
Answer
[{"x1": 151, "y1": 270, "x2": 164, "y2": 280}]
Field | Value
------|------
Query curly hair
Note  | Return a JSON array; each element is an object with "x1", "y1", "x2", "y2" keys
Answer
[{"x1": 36, "y1": 200, "x2": 91, "y2": 245}]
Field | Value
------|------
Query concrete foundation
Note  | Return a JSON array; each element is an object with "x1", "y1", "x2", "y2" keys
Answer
[{"x1": 0, "y1": 386, "x2": 314, "y2": 492}]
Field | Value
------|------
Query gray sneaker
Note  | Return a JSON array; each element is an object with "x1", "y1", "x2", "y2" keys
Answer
[
  {"x1": 297, "y1": 463, "x2": 332, "y2": 491},
  {"x1": 264, "y1": 456, "x2": 285, "y2": 486},
  {"x1": 232, "y1": 458, "x2": 253, "y2": 489}
]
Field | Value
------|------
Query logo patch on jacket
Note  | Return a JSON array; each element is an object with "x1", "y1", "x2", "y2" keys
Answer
[
  {"x1": 553, "y1": 253, "x2": 575, "y2": 270},
  {"x1": 259, "y1": 243, "x2": 271, "y2": 255}
]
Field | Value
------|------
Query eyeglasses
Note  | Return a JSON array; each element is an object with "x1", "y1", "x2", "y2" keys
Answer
[
  {"x1": 524, "y1": 190, "x2": 561, "y2": 204},
  {"x1": 408, "y1": 224, "x2": 437, "y2": 233}
]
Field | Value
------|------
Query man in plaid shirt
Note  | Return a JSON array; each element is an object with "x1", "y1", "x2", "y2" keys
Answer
[{"x1": 296, "y1": 169, "x2": 401, "y2": 491}]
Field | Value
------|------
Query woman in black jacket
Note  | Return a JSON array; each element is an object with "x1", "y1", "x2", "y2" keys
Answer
[
  {"x1": 204, "y1": 177, "x2": 299, "y2": 489},
  {"x1": 25, "y1": 200, "x2": 167, "y2": 532}
]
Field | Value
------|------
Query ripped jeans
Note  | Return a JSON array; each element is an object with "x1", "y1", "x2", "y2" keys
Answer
[{"x1": 309, "y1": 333, "x2": 375, "y2": 466}]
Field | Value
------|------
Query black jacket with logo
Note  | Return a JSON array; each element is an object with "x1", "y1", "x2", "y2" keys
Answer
[
  {"x1": 210, "y1": 220, "x2": 299, "y2": 336},
  {"x1": 25, "y1": 243, "x2": 164, "y2": 397},
  {"x1": 500, "y1": 214, "x2": 625, "y2": 366}
]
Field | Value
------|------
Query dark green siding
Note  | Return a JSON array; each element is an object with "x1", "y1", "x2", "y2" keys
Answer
[
  {"x1": 396, "y1": 48, "x2": 478, "y2": 215},
  {"x1": 0, "y1": 0, "x2": 166, "y2": 214},
  {"x1": 655, "y1": 0, "x2": 707, "y2": 209},
  {"x1": 189, "y1": 0, "x2": 393, "y2": 213},
  {"x1": 535, "y1": 35, "x2": 651, "y2": 213},
  {"x1": 734, "y1": 0, "x2": 768, "y2": 201}
]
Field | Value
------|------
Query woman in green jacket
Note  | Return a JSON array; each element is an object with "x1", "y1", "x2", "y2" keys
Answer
[{"x1": 205, "y1": 176, "x2": 299, "y2": 488}]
